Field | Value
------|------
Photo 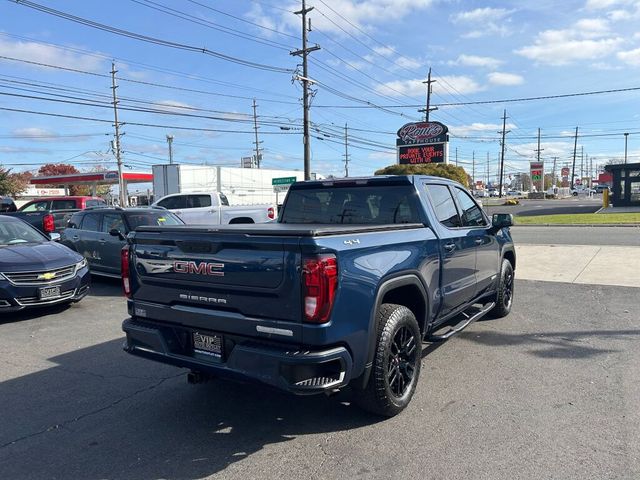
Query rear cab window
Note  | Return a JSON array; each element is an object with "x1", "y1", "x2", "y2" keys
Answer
[
  {"x1": 52, "y1": 199, "x2": 77, "y2": 210},
  {"x1": 280, "y1": 184, "x2": 422, "y2": 224},
  {"x1": 86, "y1": 199, "x2": 106, "y2": 208},
  {"x1": 157, "y1": 195, "x2": 186, "y2": 210},
  {"x1": 20, "y1": 200, "x2": 50, "y2": 212}
]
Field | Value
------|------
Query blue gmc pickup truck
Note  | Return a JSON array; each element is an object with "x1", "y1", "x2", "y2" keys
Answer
[{"x1": 122, "y1": 175, "x2": 515, "y2": 416}]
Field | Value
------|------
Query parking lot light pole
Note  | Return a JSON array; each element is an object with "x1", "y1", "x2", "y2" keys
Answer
[{"x1": 624, "y1": 133, "x2": 629, "y2": 164}]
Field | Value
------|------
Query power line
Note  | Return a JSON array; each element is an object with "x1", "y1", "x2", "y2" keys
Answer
[
  {"x1": 313, "y1": 85, "x2": 640, "y2": 108},
  {"x1": 10, "y1": 0, "x2": 294, "y2": 73}
]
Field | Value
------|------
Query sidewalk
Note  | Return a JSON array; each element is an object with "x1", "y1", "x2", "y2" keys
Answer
[{"x1": 515, "y1": 244, "x2": 640, "y2": 288}]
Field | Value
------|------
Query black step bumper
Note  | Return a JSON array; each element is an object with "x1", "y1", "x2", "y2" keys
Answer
[{"x1": 122, "y1": 318, "x2": 353, "y2": 394}]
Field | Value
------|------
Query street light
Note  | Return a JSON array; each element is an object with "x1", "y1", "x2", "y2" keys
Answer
[{"x1": 624, "y1": 132, "x2": 629, "y2": 164}]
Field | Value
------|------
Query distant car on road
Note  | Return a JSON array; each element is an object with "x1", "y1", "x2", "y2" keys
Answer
[
  {"x1": 0, "y1": 216, "x2": 89, "y2": 312},
  {"x1": 60, "y1": 207, "x2": 184, "y2": 277},
  {"x1": 595, "y1": 185, "x2": 611, "y2": 194}
]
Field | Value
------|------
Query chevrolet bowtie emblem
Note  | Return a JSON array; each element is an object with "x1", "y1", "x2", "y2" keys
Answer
[{"x1": 38, "y1": 272, "x2": 56, "y2": 280}]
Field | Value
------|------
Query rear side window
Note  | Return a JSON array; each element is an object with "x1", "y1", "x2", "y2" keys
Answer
[
  {"x1": 187, "y1": 195, "x2": 211, "y2": 208},
  {"x1": 280, "y1": 185, "x2": 420, "y2": 224},
  {"x1": 20, "y1": 200, "x2": 50, "y2": 212},
  {"x1": 157, "y1": 195, "x2": 186, "y2": 210},
  {"x1": 80, "y1": 213, "x2": 101, "y2": 232},
  {"x1": 453, "y1": 188, "x2": 487, "y2": 227},
  {"x1": 425, "y1": 184, "x2": 461, "y2": 228},
  {"x1": 52, "y1": 200, "x2": 77, "y2": 210},
  {"x1": 101, "y1": 213, "x2": 126, "y2": 233},
  {"x1": 68, "y1": 212, "x2": 83, "y2": 229}
]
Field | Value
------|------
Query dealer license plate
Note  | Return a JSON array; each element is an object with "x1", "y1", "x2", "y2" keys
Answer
[
  {"x1": 38, "y1": 285, "x2": 61, "y2": 300},
  {"x1": 192, "y1": 332, "x2": 223, "y2": 359}
]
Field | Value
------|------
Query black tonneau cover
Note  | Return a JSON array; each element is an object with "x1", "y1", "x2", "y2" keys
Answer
[{"x1": 134, "y1": 222, "x2": 425, "y2": 237}]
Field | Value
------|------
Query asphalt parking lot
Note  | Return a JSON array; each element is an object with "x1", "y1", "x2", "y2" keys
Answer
[{"x1": 1, "y1": 276, "x2": 638, "y2": 480}]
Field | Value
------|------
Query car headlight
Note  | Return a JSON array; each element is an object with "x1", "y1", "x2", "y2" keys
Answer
[{"x1": 75, "y1": 258, "x2": 88, "y2": 272}]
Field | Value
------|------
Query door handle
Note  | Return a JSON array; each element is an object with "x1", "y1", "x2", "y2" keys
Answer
[
  {"x1": 98, "y1": 239, "x2": 106, "y2": 244},
  {"x1": 443, "y1": 243, "x2": 456, "y2": 252},
  {"x1": 72, "y1": 235, "x2": 79, "y2": 240},
  {"x1": 474, "y1": 238, "x2": 484, "y2": 245}
]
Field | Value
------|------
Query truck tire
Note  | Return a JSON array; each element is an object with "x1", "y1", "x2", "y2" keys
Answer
[
  {"x1": 355, "y1": 304, "x2": 421, "y2": 417},
  {"x1": 490, "y1": 258, "x2": 514, "y2": 318}
]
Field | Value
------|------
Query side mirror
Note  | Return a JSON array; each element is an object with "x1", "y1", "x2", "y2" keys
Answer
[
  {"x1": 109, "y1": 228, "x2": 125, "y2": 240},
  {"x1": 492, "y1": 213, "x2": 514, "y2": 229},
  {"x1": 49, "y1": 232, "x2": 61, "y2": 242}
]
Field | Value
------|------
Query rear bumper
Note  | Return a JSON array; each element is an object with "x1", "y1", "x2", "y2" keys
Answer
[{"x1": 122, "y1": 318, "x2": 353, "y2": 394}]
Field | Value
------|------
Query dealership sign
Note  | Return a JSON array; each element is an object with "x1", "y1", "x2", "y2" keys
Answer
[{"x1": 396, "y1": 121, "x2": 448, "y2": 165}]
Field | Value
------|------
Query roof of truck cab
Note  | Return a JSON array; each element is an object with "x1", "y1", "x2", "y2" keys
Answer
[{"x1": 290, "y1": 175, "x2": 461, "y2": 188}]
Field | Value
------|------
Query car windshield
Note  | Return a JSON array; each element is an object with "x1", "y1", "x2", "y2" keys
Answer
[
  {"x1": 126, "y1": 211, "x2": 184, "y2": 229},
  {"x1": 0, "y1": 220, "x2": 47, "y2": 246}
]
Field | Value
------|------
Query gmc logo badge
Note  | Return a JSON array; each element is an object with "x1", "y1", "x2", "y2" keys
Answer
[{"x1": 173, "y1": 261, "x2": 224, "y2": 276}]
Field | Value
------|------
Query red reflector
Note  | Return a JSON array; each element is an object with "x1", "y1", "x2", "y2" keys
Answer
[
  {"x1": 268, "y1": 207, "x2": 275, "y2": 219},
  {"x1": 43, "y1": 214, "x2": 55, "y2": 233},
  {"x1": 302, "y1": 254, "x2": 338, "y2": 324},
  {"x1": 121, "y1": 245, "x2": 131, "y2": 298}
]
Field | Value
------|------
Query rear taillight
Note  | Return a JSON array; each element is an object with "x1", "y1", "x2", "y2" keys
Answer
[
  {"x1": 268, "y1": 207, "x2": 275, "y2": 220},
  {"x1": 303, "y1": 254, "x2": 338, "y2": 324},
  {"x1": 121, "y1": 245, "x2": 131, "y2": 298},
  {"x1": 43, "y1": 214, "x2": 55, "y2": 233}
]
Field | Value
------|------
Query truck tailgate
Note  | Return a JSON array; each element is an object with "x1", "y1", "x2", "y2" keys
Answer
[{"x1": 130, "y1": 228, "x2": 301, "y2": 323}]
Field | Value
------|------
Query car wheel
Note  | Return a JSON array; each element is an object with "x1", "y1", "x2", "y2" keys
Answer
[
  {"x1": 355, "y1": 304, "x2": 421, "y2": 417},
  {"x1": 490, "y1": 259, "x2": 514, "y2": 318}
]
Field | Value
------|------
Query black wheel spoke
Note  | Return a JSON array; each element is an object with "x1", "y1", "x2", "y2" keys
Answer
[{"x1": 386, "y1": 325, "x2": 418, "y2": 399}]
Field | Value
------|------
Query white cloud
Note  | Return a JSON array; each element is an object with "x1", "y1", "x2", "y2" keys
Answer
[
  {"x1": 449, "y1": 54, "x2": 503, "y2": 69},
  {"x1": 449, "y1": 122, "x2": 516, "y2": 137},
  {"x1": 617, "y1": 47, "x2": 640, "y2": 65},
  {"x1": 374, "y1": 75, "x2": 483, "y2": 98},
  {"x1": 487, "y1": 72, "x2": 524, "y2": 86},
  {"x1": 154, "y1": 100, "x2": 196, "y2": 113},
  {"x1": 0, "y1": 38, "x2": 104, "y2": 71},
  {"x1": 258, "y1": 1, "x2": 436, "y2": 36},
  {"x1": 450, "y1": 7, "x2": 514, "y2": 38},
  {"x1": 585, "y1": 0, "x2": 629, "y2": 9},
  {"x1": 515, "y1": 18, "x2": 623, "y2": 65},
  {"x1": 395, "y1": 56, "x2": 423, "y2": 70},
  {"x1": 373, "y1": 46, "x2": 395, "y2": 57}
]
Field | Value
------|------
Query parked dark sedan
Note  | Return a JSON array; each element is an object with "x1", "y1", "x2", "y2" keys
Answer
[
  {"x1": 60, "y1": 207, "x2": 183, "y2": 277},
  {"x1": 0, "y1": 216, "x2": 90, "y2": 313}
]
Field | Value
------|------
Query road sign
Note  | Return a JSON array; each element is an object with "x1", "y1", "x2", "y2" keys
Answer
[{"x1": 272, "y1": 176, "x2": 297, "y2": 186}]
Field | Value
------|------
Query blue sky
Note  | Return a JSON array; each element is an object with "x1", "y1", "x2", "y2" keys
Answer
[{"x1": 1, "y1": 0, "x2": 640, "y2": 184}]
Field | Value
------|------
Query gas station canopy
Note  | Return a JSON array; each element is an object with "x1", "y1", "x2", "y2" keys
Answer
[{"x1": 30, "y1": 171, "x2": 152, "y2": 186}]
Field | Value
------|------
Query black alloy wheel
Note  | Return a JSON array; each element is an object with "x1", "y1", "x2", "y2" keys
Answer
[
  {"x1": 387, "y1": 326, "x2": 418, "y2": 398},
  {"x1": 355, "y1": 303, "x2": 422, "y2": 417},
  {"x1": 490, "y1": 258, "x2": 515, "y2": 318}
]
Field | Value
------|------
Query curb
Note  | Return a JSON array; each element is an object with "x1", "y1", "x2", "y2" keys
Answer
[{"x1": 512, "y1": 223, "x2": 640, "y2": 228}]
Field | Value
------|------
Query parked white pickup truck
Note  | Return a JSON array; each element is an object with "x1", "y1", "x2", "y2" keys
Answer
[{"x1": 153, "y1": 192, "x2": 276, "y2": 225}]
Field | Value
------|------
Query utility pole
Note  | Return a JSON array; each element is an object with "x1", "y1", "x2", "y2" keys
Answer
[
  {"x1": 624, "y1": 132, "x2": 629, "y2": 164},
  {"x1": 343, "y1": 123, "x2": 350, "y2": 177},
  {"x1": 552, "y1": 156, "x2": 557, "y2": 187},
  {"x1": 472, "y1": 150, "x2": 475, "y2": 190},
  {"x1": 486, "y1": 152, "x2": 490, "y2": 187},
  {"x1": 110, "y1": 62, "x2": 126, "y2": 207},
  {"x1": 166, "y1": 135, "x2": 174, "y2": 164},
  {"x1": 571, "y1": 126, "x2": 579, "y2": 188},
  {"x1": 534, "y1": 127, "x2": 544, "y2": 194},
  {"x1": 455, "y1": 147, "x2": 458, "y2": 166},
  {"x1": 418, "y1": 67, "x2": 437, "y2": 121},
  {"x1": 498, "y1": 109, "x2": 509, "y2": 198},
  {"x1": 580, "y1": 146, "x2": 584, "y2": 180},
  {"x1": 252, "y1": 99, "x2": 263, "y2": 168},
  {"x1": 291, "y1": 0, "x2": 320, "y2": 180}
]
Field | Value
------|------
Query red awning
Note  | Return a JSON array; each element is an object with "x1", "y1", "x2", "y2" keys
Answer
[{"x1": 30, "y1": 171, "x2": 152, "y2": 185}]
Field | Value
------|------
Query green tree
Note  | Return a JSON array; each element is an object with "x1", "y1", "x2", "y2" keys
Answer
[
  {"x1": 374, "y1": 163, "x2": 470, "y2": 187},
  {"x1": 0, "y1": 166, "x2": 31, "y2": 197}
]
